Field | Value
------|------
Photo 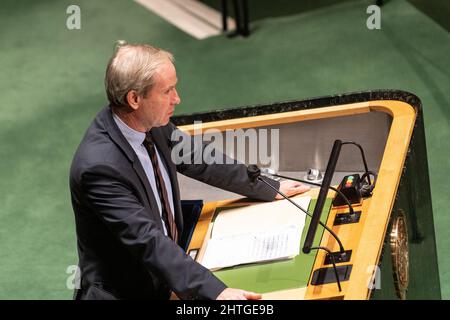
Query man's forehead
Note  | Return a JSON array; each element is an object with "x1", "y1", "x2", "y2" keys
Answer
[
  {"x1": 153, "y1": 76, "x2": 177, "y2": 88},
  {"x1": 154, "y1": 64, "x2": 177, "y2": 86}
]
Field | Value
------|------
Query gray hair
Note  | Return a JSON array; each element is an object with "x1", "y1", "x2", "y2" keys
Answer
[{"x1": 105, "y1": 41, "x2": 174, "y2": 109}]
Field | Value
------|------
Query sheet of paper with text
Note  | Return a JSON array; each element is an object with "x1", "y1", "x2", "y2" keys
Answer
[{"x1": 201, "y1": 196, "x2": 311, "y2": 270}]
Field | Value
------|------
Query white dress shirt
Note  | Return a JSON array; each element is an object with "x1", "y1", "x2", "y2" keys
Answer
[{"x1": 113, "y1": 113, "x2": 175, "y2": 236}]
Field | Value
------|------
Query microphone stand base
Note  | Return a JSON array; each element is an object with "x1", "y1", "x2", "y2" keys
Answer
[
  {"x1": 333, "y1": 211, "x2": 362, "y2": 225},
  {"x1": 324, "y1": 250, "x2": 353, "y2": 265}
]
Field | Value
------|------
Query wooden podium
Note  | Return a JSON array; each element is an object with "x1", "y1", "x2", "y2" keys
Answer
[{"x1": 173, "y1": 90, "x2": 441, "y2": 300}]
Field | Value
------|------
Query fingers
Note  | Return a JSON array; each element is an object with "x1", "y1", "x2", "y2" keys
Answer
[
  {"x1": 289, "y1": 181, "x2": 302, "y2": 188},
  {"x1": 293, "y1": 184, "x2": 310, "y2": 194},
  {"x1": 243, "y1": 291, "x2": 262, "y2": 300},
  {"x1": 276, "y1": 180, "x2": 310, "y2": 199},
  {"x1": 216, "y1": 288, "x2": 262, "y2": 300},
  {"x1": 289, "y1": 181, "x2": 310, "y2": 192}
]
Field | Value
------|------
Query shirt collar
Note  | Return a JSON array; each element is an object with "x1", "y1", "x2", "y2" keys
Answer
[{"x1": 112, "y1": 112, "x2": 146, "y2": 148}]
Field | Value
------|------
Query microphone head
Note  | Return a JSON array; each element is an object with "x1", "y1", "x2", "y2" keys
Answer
[{"x1": 247, "y1": 165, "x2": 261, "y2": 181}]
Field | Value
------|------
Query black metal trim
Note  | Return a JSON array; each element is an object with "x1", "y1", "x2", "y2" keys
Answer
[
  {"x1": 324, "y1": 250, "x2": 353, "y2": 265},
  {"x1": 311, "y1": 265, "x2": 353, "y2": 286},
  {"x1": 334, "y1": 211, "x2": 362, "y2": 225},
  {"x1": 172, "y1": 90, "x2": 421, "y2": 125}
]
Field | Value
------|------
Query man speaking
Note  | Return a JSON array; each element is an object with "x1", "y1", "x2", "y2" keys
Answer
[{"x1": 69, "y1": 42, "x2": 309, "y2": 300}]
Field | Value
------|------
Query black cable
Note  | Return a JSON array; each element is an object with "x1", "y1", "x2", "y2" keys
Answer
[
  {"x1": 342, "y1": 141, "x2": 372, "y2": 186},
  {"x1": 311, "y1": 246, "x2": 342, "y2": 292},
  {"x1": 360, "y1": 170, "x2": 378, "y2": 196}
]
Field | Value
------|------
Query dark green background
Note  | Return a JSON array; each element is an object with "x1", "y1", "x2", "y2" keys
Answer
[{"x1": 0, "y1": 0, "x2": 448, "y2": 299}]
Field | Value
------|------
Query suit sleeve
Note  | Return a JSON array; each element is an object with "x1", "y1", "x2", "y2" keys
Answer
[
  {"x1": 79, "y1": 163, "x2": 226, "y2": 300},
  {"x1": 167, "y1": 123, "x2": 280, "y2": 201}
]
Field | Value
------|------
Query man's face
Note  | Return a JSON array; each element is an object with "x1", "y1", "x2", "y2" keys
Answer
[{"x1": 136, "y1": 61, "x2": 180, "y2": 129}]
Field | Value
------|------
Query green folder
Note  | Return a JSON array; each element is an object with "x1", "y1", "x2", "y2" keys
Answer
[{"x1": 213, "y1": 199, "x2": 332, "y2": 293}]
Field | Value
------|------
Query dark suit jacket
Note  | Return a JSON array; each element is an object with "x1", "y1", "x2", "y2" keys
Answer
[{"x1": 69, "y1": 106, "x2": 279, "y2": 300}]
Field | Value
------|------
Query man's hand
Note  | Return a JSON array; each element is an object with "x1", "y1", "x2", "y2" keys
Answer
[
  {"x1": 216, "y1": 288, "x2": 262, "y2": 300},
  {"x1": 275, "y1": 180, "x2": 310, "y2": 199}
]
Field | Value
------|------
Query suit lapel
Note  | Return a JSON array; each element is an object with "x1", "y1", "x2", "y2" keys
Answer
[{"x1": 100, "y1": 107, "x2": 164, "y2": 231}]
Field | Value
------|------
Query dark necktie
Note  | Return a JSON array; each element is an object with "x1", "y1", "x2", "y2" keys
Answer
[{"x1": 143, "y1": 133, "x2": 178, "y2": 242}]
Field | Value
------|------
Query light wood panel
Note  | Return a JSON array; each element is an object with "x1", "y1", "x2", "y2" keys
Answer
[{"x1": 178, "y1": 102, "x2": 371, "y2": 134}]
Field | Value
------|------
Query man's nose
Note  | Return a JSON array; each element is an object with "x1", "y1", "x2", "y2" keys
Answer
[{"x1": 173, "y1": 89, "x2": 181, "y2": 105}]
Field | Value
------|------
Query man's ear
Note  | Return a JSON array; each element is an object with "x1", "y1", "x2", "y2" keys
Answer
[{"x1": 126, "y1": 90, "x2": 140, "y2": 111}]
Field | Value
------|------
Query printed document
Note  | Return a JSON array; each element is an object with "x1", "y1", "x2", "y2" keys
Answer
[{"x1": 200, "y1": 196, "x2": 310, "y2": 270}]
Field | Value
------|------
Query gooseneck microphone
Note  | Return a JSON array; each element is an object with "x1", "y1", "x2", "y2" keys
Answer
[
  {"x1": 247, "y1": 165, "x2": 346, "y2": 255},
  {"x1": 248, "y1": 165, "x2": 343, "y2": 291},
  {"x1": 261, "y1": 171, "x2": 356, "y2": 217}
]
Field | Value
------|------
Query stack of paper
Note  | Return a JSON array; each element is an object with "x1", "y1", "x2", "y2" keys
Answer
[{"x1": 200, "y1": 196, "x2": 311, "y2": 270}]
